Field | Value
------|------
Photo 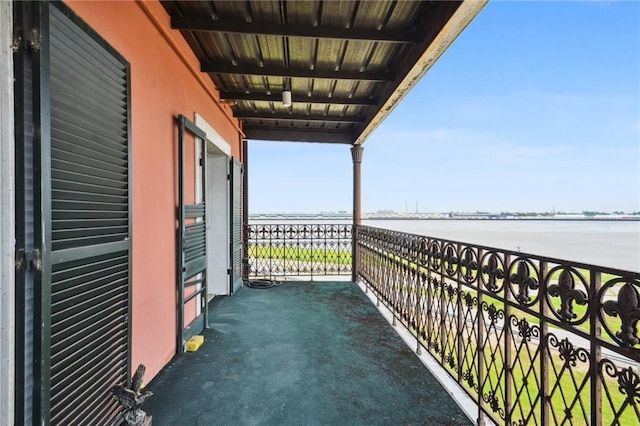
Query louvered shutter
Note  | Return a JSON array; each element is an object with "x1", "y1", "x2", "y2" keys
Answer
[
  {"x1": 230, "y1": 159, "x2": 243, "y2": 293},
  {"x1": 47, "y1": 4, "x2": 131, "y2": 424}
]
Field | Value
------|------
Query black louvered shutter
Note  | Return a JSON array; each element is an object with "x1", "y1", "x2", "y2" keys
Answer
[
  {"x1": 230, "y1": 159, "x2": 243, "y2": 293},
  {"x1": 47, "y1": 4, "x2": 131, "y2": 424}
]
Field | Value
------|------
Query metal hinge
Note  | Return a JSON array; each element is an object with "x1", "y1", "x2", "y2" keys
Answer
[
  {"x1": 15, "y1": 248, "x2": 25, "y2": 271},
  {"x1": 11, "y1": 33, "x2": 22, "y2": 53},
  {"x1": 12, "y1": 28, "x2": 40, "y2": 52},
  {"x1": 15, "y1": 248, "x2": 42, "y2": 272},
  {"x1": 25, "y1": 28, "x2": 41, "y2": 51},
  {"x1": 199, "y1": 157, "x2": 204, "y2": 167},
  {"x1": 27, "y1": 249, "x2": 42, "y2": 272}
]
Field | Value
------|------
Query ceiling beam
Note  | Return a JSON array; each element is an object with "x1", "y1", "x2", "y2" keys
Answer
[
  {"x1": 243, "y1": 127, "x2": 353, "y2": 144},
  {"x1": 171, "y1": 17, "x2": 419, "y2": 44},
  {"x1": 220, "y1": 91, "x2": 377, "y2": 106},
  {"x1": 202, "y1": 63, "x2": 393, "y2": 82},
  {"x1": 236, "y1": 111, "x2": 365, "y2": 124}
]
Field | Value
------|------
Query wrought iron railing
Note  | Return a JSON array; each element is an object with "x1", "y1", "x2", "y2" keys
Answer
[
  {"x1": 246, "y1": 223, "x2": 352, "y2": 278},
  {"x1": 355, "y1": 225, "x2": 640, "y2": 426}
]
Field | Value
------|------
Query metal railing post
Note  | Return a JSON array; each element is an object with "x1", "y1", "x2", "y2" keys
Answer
[{"x1": 351, "y1": 145, "x2": 363, "y2": 282}]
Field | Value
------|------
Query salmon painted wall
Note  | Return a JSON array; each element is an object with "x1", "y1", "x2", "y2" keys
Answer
[{"x1": 64, "y1": 0, "x2": 243, "y2": 380}]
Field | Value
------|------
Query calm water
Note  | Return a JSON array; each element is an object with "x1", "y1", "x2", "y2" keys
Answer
[
  {"x1": 364, "y1": 220, "x2": 640, "y2": 273},
  {"x1": 251, "y1": 219, "x2": 640, "y2": 272}
]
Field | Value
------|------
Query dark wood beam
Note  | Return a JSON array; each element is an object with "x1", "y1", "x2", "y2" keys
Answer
[
  {"x1": 220, "y1": 91, "x2": 378, "y2": 106},
  {"x1": 171, "y1": 17, "x2": 419, "y2": 44},
  {"x1": 243, "y1": 127, "x2": 353, "y2": 144},
  {"x1": 236, "y1": 111, "x2": 365, "y2": 124},
  {"x1": 202, "y1": 63, "x2": 393, "y2": 82}
]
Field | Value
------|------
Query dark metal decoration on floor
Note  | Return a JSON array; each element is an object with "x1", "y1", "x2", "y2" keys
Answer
[
  {"x1": 112, "y1": 364, "x2": 153, "y2": 426},
  {"x1": 355, "y1": 225, "x2": 640, "y2": 426}
]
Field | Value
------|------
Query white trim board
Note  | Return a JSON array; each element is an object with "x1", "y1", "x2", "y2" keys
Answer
[
  {"x1": 195, "y1": 112, "x2": 231, "y2": 157},
  {"x1": 1, "y1": 1, "x2": 15, "y2": 424}
]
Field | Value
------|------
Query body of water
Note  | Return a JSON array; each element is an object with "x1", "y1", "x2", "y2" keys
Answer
[{"x1": 250, "y1": 219, "x2": 640, "y2": 272}]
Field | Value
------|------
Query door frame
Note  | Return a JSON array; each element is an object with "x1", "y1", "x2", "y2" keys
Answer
[
  {"x1": 195, "y1": 113, "x2": 233, "y2": 296},
  {"x1": 1, "y1": 1, "x2": 15, "y2": 424}
]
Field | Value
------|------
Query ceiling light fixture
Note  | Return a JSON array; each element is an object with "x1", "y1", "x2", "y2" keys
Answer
[{"x1": 282, "y1": 89, "x2": 292, "y2": 107}]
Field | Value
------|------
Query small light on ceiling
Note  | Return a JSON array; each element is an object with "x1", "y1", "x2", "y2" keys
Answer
[{"x1": 282, "y1": 90, "x2": 292, "y2": 107}]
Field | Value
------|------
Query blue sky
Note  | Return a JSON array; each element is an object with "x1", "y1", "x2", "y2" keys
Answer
[{"x1": 248, "y1": 1, "x2": 640, "y2": 214}]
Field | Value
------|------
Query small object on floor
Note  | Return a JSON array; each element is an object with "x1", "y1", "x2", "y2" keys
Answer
[
  {"x1": 112, "y1": 364, "x2": 153, "y2": 426},
  {"x1": 186, "y1": 335, "x2": 205, "y2": 352},
  {"x1": 245, "y1": 279, "x2": 279, "y2": 289}
]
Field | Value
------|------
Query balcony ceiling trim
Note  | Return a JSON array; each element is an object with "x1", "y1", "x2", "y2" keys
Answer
[
  {"x1": 171, "y1": 17, "x2": 421, "y2": 44},
  {"x1": 162, "y1": 0, "x2": 487, "y2": 145},
  {"x1": 235, "y1": 111, "x2": 365, "y2": 124},
  {"x1": 219, "y1": 91, "x2": 378, "y2": 107},
  {"x1": 242, "y1": 127, "x2": 353, "y2": 144},
  {"x1": 201, "y1": 63, "x2": 394, "y2": 82},
  {"x1": 355, "y1": 0, "x2": 489, "y2": 145}
]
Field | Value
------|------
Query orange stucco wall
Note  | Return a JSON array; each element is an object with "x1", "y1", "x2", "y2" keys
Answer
[{"x1": 64, "y1": 0, "x2": 243, "y2": 380}]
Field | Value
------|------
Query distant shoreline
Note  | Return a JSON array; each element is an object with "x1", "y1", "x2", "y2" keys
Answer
[{"x1": 250, "y1": 216, "x2": 640, "y2": 222}]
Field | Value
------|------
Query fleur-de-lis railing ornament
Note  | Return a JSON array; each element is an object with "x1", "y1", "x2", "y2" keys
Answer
[
  {"x1": 602, "y1": 283, "x2": 640, "y2": 347},
  {"x1": 516, "y1": 318, "x2": 533, "y2": 341},
  {"x1": 487, "y1": 304, "x2": 500, "y2": 325},
  {"x1": 510, "y1": 260, "x2": 539, "y2": 305},
  {"x1": 481, "y1": 253, "x2": 504, "y2": 293},
  {"x1": 257, "y1": 225, "x2": 269, "y2": 239},
  {"x1": 548, "y1": 268, "x2": 588, "y2": 322},
  {"x1": 463, "y1": 292, "x2": 476, "y2": 309},
  {"x1": 284, "y1": 226, "x2": 298, "y2": 238},
  {"x1": 446, "y1": 283, "x2": 457, "y2": 300},
  {"x1": 429, "y1": 241, "x2": 441, "y2": 268},
  {"x1": 459, "y1": 248, "x2": 478, "y2": 282},
  {"x1": 273, "y1": 225, "x2": 284, "y2": 239},
  {"x1": 299, "y1": 225, "x2": 311, "y2": 239},
  {"x1": 442, "y1": 245, "x2": 458, "y2": 275}
]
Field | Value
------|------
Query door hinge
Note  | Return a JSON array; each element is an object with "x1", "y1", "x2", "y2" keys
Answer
[
  {"x1": 15, "y1": 249, "x2": 42, "y2": 272},
  {"x1": 12, "y1": 28, "x2": 40, "y2": 52},
  {"x1": 11, "y1": 33, "x2": 22, "y2": 53},
  {"x1": 15, "y1": 248, "x2": 25, "y2": 271},
  {"x1": 25, "y1": 28, "x2": 41, "y2": 51},
  {"x1": 199, "y1": 157, "x2": 204, "y2": 167},
  {"x1": 27, "y1": 249, "x2": 42, "y2": 272}
]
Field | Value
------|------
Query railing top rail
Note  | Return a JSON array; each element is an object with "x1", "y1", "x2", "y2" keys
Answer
[{"x1": 357, "y1": 224, "x2": 640, "y2": 278}]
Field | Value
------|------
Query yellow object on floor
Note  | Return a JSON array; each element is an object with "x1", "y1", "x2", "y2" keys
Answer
[{"x1": 186, "y1": 335, "x2": 204, "y2": 352}]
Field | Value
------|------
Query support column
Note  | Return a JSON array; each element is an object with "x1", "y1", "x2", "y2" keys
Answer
[
  {"x1": 351, "y1": 145, "x2": 364, "y2": 282},
  {"x1": 0, "y1": 1, "x2": 15, "y2": 424},
  {"x1": 241, "y1": 139, "x2": 249, "y2": 280}
]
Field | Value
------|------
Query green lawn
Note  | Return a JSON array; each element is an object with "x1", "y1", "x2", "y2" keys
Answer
[{"x1": 248, "y1": 244, "x2": 352, "y2": 265}]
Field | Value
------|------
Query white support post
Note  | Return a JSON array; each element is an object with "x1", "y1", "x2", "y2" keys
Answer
[{"x1": 0, "y1": 1, "x2": 16, "y2": 424}]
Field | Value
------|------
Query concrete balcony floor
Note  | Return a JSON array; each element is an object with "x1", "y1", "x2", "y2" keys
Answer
[{"x1": 145, "y1": 281, "x2": 471, "y2": 425}]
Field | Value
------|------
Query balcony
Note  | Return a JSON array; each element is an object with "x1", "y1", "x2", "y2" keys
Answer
[
  {"x1": 144, "y1": 223, "x2": 640, "y2": 425},
  {"x1": 145, "y1": 279, "x2": 471, "y2": 424}
]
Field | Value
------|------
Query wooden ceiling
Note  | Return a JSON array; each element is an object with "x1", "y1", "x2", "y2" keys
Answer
[{"x1": 162, "y1": 1, "x2": 486, "y2": 144}]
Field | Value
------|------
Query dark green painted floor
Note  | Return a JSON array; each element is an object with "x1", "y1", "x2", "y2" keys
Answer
[{"x1": 145, "y1": 282, "x2": 471, "y2": 425}]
